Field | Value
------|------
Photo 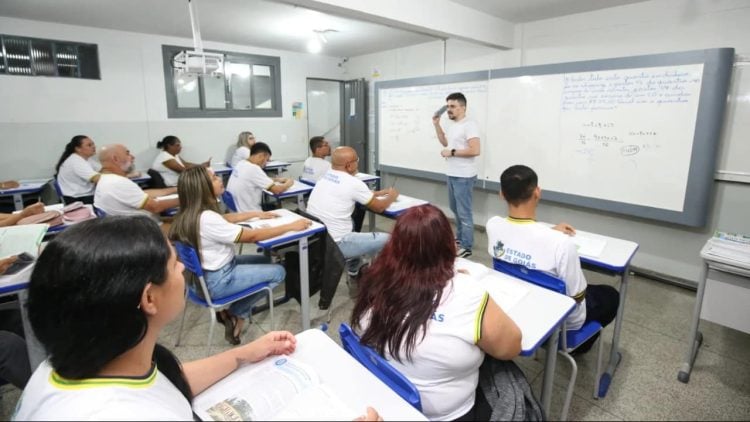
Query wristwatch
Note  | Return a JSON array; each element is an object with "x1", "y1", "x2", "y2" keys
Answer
[{"x1": 451, "y1": 149, "x2": 456, "y2": 157}]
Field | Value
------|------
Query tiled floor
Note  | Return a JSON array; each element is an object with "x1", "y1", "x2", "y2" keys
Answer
[{"x1": 2, "y1": 215, "x2": 749, "y2": 420}]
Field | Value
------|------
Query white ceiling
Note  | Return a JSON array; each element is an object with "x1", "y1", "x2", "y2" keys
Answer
[{"x1": 0, "y1": 0, "x2": 649, "y2": 57}]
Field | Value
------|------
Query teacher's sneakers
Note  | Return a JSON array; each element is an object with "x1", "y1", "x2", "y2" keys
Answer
[{"x1": 456, "y1": 248, "x2": 472, "y2": 258}]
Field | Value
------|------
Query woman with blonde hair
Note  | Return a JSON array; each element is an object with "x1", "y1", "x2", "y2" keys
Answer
[
  {"x1": 170, "y1": 166, "x2": 310, "y2": 344},
  {"x1": 229, "y1": 131, "x2": 256, "y2": 167}
]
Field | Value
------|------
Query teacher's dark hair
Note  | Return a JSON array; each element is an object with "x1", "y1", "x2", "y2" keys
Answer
[
  {"x1": 28, "y1": 216, "x2": 192, "y2": 401},
  {"x1": 55, "y1": 135, "x2": 89, "y2": 175},
  {"x1": 446, "y1": 92, "x2": 467, "y2": 106},
  {"x1": 500, "y1": 164, "x2": 538, "y2": 206},
  {"x1": 351, "y1": 204, "x2": 455, "y2": 362},
  {"x1": 157, "y1": 135, "x2": 180, "y2": 150}
]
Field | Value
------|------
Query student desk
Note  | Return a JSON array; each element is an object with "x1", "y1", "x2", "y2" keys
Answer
[
  {"x1": 250, "y1": 209, "x2": 326, "y2": 330},
  {"x1": 211, "y1": 163, "x2": 232, "y2": 176},
  {"x1": 678, "y1": 244, "x2": 750, "y2": 383},
  {"x1": 381, "y1": 194, "x2": 429, "y2": 218},
  {"x1": 264, "y1": 160, "x2": 291, "y2": 176},
  {"x1": 193, "y1": 328, "x2": 426, "y2": 420},
  {"x1": 0, "y1": 179, "x2": 50, "y2": 211},
  {"x1": 571, "y1": 228, "x2": 639, "y2": 398},
  {"x1": 299, "y1": 172, "x2": 380, "y2": 188},
  {"x1": 0, "y1": 264, "x2": 46, "y2": 370},
  {"x1": 263, "y1": 180, "x2": 313, "y2": 211},
  {"x1": 456, "y1": 259, "x2": 575, "y2": 416}
]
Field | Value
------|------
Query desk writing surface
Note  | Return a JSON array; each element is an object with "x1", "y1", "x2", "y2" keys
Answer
[
  {"x1": 265, "y1": 160, "x2": 291, "y2": 169},
  {"x1": 240, "y1": 208, "x2": 324, "y2": 247},
  {"x1": 263, "y1": 180, "x2": 312, "y2": 197},
  {"x1": 211, "y1": 164, "x2": 232, "y2": 175},
  {"x1": 0, "y1": 179, "x2": 49, "y2": 194},
  {"x1": 382, "y1": 194, "x2": 429, "y2": 215}
]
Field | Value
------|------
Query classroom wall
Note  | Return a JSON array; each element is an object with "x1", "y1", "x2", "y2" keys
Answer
[
  {"x1": 346, "y1": 0, "x2": 750, "y2": 284},
  {"x1": 0, "y1": 16, "x2": 344, "y2": 180}
]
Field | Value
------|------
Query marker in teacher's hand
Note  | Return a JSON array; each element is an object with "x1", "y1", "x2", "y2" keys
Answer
[{"x1": 434, "y1": 105, "x2": 448, "y2": 118}]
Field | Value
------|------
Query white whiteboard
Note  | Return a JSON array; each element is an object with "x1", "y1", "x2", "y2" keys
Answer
[
  {"x1": 378, "y1": 78, "x2": 488, "y2": 176},
  {"x1": 375, "y1": 49, "x2": 734, "y2": 226},
  {"x1": 485, "y1": 64, "x2": 703, "y2": 212}
]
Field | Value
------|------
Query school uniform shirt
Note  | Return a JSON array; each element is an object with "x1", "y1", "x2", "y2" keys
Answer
[
  {"x1": 226, "y1": 160, "x2": 274, "y2": 212},
  {"x1": 230, "y1": 146, "x2": 250, "y2": 167},
  {"x1": 199, "y1": 210, "x2": 242, "y2": 271},
  {"x1": 57, "y1": 154, "x2": 99, "y2": 197},
  {"x1": 445, "y1": 117, "x2": 480, "y2": 178},
  {"x1": 358, "y1": 273, "x2": 489, "y2": 421},
  {"x1": 306, "y1": 169, "x2": 373, "y2": 241},
  {"x1": 13, "y1": 360, "x2": 193, "y2": 421},
  {"x1": 151, "y1": 151, "x2": 185, "y2": 187},
  {"x1": 301, "y1": 157, "x2": 331, "y2": 182},
  {"x1": 486, "y1": 216, "x2": 587, "y2": 330},
  {"x1": 94, "y1": 173, "x2": 153, "y2": 219}
]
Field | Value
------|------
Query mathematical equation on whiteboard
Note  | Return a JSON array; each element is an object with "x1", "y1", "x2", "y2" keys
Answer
[
  {"x1": 576, "y1": 117, "x2": 664, "y2": 157},
  {"x1": 560, "y1": 69, "x2": 701, "y2": 112}
]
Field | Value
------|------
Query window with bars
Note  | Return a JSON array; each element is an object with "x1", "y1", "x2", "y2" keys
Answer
[
  {"x1": 0, "y1": 34, "x2": 100, "y2": 79},
  {"x1": 162, "y1": 45, "x2": 282, "y2": 118}
]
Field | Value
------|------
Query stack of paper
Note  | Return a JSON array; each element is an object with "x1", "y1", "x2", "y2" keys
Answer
[
  {"x1": 571, "y1": 235, "x2": 607, "y2": 258},
  {"x1": 703, "y1": 231, "x2": 750, "y2": 267}
]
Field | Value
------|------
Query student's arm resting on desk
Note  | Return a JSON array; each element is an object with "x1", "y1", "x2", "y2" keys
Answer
[
  {"x1": 141, "y1": 187, "x2": 178, "y2": 214},
  {"x1": 182, "y1": 331, "x2": 297, "y2": 396},
  {"x1": 0, "y1": 202, "x2": 44, "y2": 227},
  {"x1": 478, "y1": 296, "x2": 522, "y2": 360},
  {"x1": 267, "y1": 177, "x2": 293, "y2": 194},
  {"x1": 237, "y1": 218, "x2": 311, "y2": 243},
  {"x1": 224, "y1": 210, "x2": 278, "y2": 224},
  {"x1": 0, "y1": 256, "x2": 18, "y2": 274},
  {"x1": 553, "y1": 222, "x2": 576, "y2": 236},
  {"x1": 366, "y1": 187, "x2": 399, "y2": 214}
]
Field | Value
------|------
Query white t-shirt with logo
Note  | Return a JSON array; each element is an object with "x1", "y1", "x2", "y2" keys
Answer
[
  {"x1": 358, "y1": 273, "x2": 489, "y2": 421},
  {"x1": 94, "y1": 174, "x2": 153, "y2": 219},
  {"x1": 151, "y1": 151, "x2": 185, "y2": 187},
  {"x1": 230, "y1": 146, "x2": 250, "y2": 167},
  {"x1": 226, "y1": 160, "x2": 274, "y2": 212},
  {"x1": 13, "y1": 360, "x2": 193, "y2": 420},
  {"x1": 306, "y1": 170, "x2": 374, "y2": 241},
  {"x1": 57, "y1": 154, "x2": 99, "y2": 197},
  {"x1": 486, "y1": 216, "x2": 587, "y2": 330},
  {"x1": 199, "y1": 210, "x2": 242, "y2": 271},
  {"x1": 445, "y1": 117, "x2": 480, "y2": 178},
  {"x1": 302, "y1": 157, "x2": 331, "y2": 182}
]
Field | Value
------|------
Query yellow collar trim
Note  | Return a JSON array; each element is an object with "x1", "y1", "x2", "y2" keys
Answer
[
  {"x1": 50, "y1": 364, "x2": 158, "y2": 390},
  {"x1": 506, "y1": 216, "x2": 536, "y2": 224}
]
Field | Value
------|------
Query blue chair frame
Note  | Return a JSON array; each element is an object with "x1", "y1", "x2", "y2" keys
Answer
[
  {"x1": 493, "y1": 258, "x2": 604, "y2": 421},
  {"x1": 338, "y1": 323, "x2": 422, "y2": 411},
  {"x1": 221, "y1": 190, "x2": 238, "y2": 212},
  {"x1": 173, "y1": 241, "x2": 274, "y2": 355}
]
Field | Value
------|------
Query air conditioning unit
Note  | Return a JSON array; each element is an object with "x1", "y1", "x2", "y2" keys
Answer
[{"x1": 173, "y1": 50, "x2": 224, "y2": 75}]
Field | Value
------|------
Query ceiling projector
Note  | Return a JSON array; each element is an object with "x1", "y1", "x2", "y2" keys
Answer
[{"x1": 173, "y1": 50, "x2": 224, "y2": 75}]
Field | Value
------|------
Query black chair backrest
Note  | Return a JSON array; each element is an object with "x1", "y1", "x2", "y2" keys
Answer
[{"x1": 147, "y1": 168, "x2": 167, "y2": 189}]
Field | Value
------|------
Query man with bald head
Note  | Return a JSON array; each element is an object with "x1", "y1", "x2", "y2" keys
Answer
[
  {"x1": 94, "y1": 144, "x2": 179, "y2": 220},
  {"x1": 307, "y1": 146, "x2": 398, "y2": 280}
]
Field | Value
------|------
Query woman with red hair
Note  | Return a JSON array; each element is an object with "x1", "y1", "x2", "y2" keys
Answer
[{"x1": 351, "y1": 204, "x2": 522, "y2": 421}]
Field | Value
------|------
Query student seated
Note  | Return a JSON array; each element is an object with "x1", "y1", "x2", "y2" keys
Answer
[
  {"x1": 351, "y1": 204, "x2": 522, "y2": 421},
  {"x1": 151, "y1": 135, "x2": 210, "y2": 187},
  {"x1": 0, "y1": 257, "x2": 32, "y2": 390},
  {"x1": 486, "y1": 165, "x2": 619, "y2": 353},
  {"x1": 226, "y1": 142, "x2": 293, "y2": 212},
  {"x1": 12, "y1": 216, "x2": 299, "y2": 419},
  {"x1": 229, "y1": 131, "x2": 256, "y2": 167},
  {"x1": 302, "y1": 136, "x2": 331, "y2": 182},
  {"x1": 0, "y1": 202, "x2": 44, "y2": 227},
  {"x1": 94, "y1": 144, "x2": 179, "y2": 220},
  {"x1": 55, "y1": 135, "x2": 100, "y2": 205},
  {"x1": 306, "y1": 147, "x2": 398, "y2": 281},
  {"x1": 170, "y1": 167, "x2": 311, "y2": 345}
]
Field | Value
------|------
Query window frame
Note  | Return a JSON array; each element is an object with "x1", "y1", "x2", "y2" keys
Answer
[
  {"x1": 162, "y1": 44, "x2": 282, "y2": 118},
  {"x1": 0, "y1": 34, "x2": 100, "y2": 79}
]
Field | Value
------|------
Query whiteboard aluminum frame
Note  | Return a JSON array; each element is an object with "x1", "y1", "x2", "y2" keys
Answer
[{"x1": 374, "y1": 48, "x2": 734, "y2": 227}]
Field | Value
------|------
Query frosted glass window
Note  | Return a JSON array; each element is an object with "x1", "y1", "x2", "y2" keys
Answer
[
  {"x1": 175, "y1": 73, "x2": 200, "y2": 108},
  {"x1": 203, "y1": 74, "x2": 227, "y2": 109}
]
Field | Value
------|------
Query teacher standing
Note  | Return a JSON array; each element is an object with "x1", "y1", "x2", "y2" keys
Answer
[{"x1": 432, "y1": 92, "x2": 480, "y2": 258}]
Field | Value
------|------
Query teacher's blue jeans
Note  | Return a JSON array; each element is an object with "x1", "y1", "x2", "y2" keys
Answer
[
  {"x1": 447, "y1": 175, "x2": 476, "y2": 250},
  {"x1": 337, "y1": 232, "x2": 390, "y2": 274},
  {"x1": 203, "y1": 254, "x2": 284, "y2": 319}
]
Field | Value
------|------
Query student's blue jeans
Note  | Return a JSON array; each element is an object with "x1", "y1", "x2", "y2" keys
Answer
[
  {"x1": 203, "y1": 254, "x2": 285, "y2": 318},
  {"x1": 447, "y1": 175, "x2": 476, "y2": 250},
  {"x1": 337, "y1": 232, "x2": 390, "y2": 274}
]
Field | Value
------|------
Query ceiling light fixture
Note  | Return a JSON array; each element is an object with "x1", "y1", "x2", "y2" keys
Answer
[{"x1": 307, "y1": 29, "x2": 338, "y2": 54}]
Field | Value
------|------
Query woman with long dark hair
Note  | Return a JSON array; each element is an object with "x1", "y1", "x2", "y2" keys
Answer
[
  {"x1": 15, "y1": 216, "x2": 297, "y2": 419},
  {"x1": 55, "y1": 135, "x2": 100, "y2": 204},
  {"x1": 170, "y1": 166, "x2": 310, "y2": 344},
  {"x1": 351, "y1": 204, "x2": 522, "y2": 421},
  {"x1": 151, "y1": 135, "x2": 210, "y2": 187}
]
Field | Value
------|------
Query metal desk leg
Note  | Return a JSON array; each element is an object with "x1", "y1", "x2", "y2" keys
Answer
[
  {"x1": 541, "y1": 327, "x2": 561, "y2": 417},
  {"x1": 678, "y1": 262, "x2": 708, "y2": 383},
  {"x1": 18, "y1": 289, "x2": 46, "y2": 370},
  {"x1": 13, "y1": 193, "x2": 24, "y2": 211},
  {"x1": 298, "y1": 236, "x2": 310, "y2": 330},
  {"x1": 297, "y1": 194, "x2": 306, "y2": 212},
  {"x1": 598, "y1": 266, "x2": 629, "y2": 398}
]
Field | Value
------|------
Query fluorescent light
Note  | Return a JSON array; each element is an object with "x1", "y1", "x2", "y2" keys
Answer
[{"x1": 307, "y1": 38, "x2": 322, "y2": 54}]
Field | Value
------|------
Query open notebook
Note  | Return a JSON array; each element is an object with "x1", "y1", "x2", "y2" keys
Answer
[
  {"x1": 454, "y1": 258, "x2": 530, "y2": 311},
  {"x1": 570, "y1": 235, "x2": 607, "y2": 258}
]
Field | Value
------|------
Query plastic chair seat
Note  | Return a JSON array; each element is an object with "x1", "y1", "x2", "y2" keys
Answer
[{"x1": 564, "y1": 320, "x2": 603, "y2": 352}]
